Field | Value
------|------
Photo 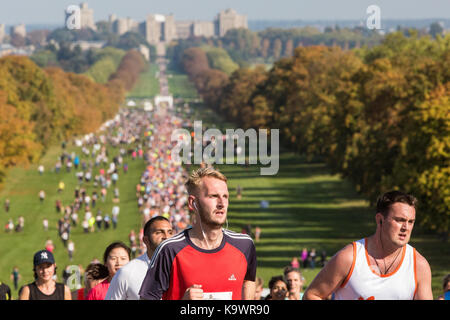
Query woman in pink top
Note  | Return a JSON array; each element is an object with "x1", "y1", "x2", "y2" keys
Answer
[
  {"x1": 87, "y1": 241, "x2": 130, "y2": 300},
  {"x1": 291, "y1": 256, "x2": 300, "y2": 269}
]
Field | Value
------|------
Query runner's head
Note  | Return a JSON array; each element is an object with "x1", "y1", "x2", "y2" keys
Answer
[
  {"x1": 103, "y1": 241, "x2": 131, "y2": 278},
  {"x1": 284, "y1": 266, "x2": 304, "y2": 294},
  {"x1": 375, "y1": 191, "x2": 417, "y2": 246},
  {"x1": 185, "y1": 166, "x2": 227, "y2": 196},
  {"x1": 376, "y1": 191, "x2": 417, "y2": 218},
  {"x1": 32, "y1": 249, "x2": 56, "y2": 281},
  {"x1": 185, "y1": 167, "x2": 229, "y2": 228},
  {"x1": 268, "y1": 275, "x2": 288, "y2": 300},
  {"x1": 143, "y1": 216, "x2": 174, "y2": 253},
  {"x1": 84, "y1": 263, "x2": 109, "y2": 289}
]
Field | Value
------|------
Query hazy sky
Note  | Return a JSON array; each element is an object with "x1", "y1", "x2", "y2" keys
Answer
[{"x1": 1, "y1": 0, "x2": 449, "y2": 25}]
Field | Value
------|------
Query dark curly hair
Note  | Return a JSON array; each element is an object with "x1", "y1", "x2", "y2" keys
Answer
[
  {"x1": 84, "y1": 263, "x2": 109, "y2": 281},
  {"x1": 376, "y1": 191, "x2": 417, "y2": 217}
]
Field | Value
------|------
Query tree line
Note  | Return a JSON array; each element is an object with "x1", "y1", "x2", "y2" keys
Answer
[
  {"x1": 180, "y1": 32, "x2": 450, "y2": 236},
  {"x1": 168, "y1": 26, "x2": 384, "y2": 70},
  {"x1": 0, "y1": 49, "x2": 147, "y2": 184}
]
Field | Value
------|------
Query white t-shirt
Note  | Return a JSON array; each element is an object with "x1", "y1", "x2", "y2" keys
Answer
[{"x1": 105, "y1": 253, "x2": 150, "y2": 300}]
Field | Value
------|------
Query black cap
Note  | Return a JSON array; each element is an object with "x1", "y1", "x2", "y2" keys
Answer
[{"x1": 33, "y1": 250, "x2": 55, "y2": 266}]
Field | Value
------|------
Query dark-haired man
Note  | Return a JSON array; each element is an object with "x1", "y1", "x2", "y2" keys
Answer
[
  {"x1": 105, "y1": 216, "x2": 173, "y2": 300},
  {"x1": 303, "y1": 190, "x2": 432, "y2": 300}
]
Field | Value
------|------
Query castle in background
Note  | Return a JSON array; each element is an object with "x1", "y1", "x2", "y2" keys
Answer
[{"x1": 80, "y1": 3, "x2": 247, "y2": 45}]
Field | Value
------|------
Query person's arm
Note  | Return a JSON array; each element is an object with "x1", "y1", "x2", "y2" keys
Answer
[
  {"x1": 238, "y1": 235, "x2": 257, "y2": 301},
  {"x1": 139, "y1": 245, "x2": 173, "y2": 300},
  {"x1": 242, "y1": 280, "x2": 255, "y2": 300},
  {"x1": 105, "y1": 268, "x2": 127, "y2": 300},
  {"x1": 303, "y1": 243, "x2": 354, "y2": 300},
  {"x1": 64, "y1": 285, "x2": 72, "y2": 300},
  {"x1": 413, "y1": 250, "x2": 433, "y2": 300},
  {"x1": 18, "y1": 285, "x2": 30, "y2": 300}
]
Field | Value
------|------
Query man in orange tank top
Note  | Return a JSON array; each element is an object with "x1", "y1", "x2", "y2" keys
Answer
[{"x1": 303, "y1": 191, "x2": 432, "y2": 300}]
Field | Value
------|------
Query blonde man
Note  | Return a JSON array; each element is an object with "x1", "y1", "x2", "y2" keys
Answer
[{"x1": 139, "y1": 167, "x2": 257, "y2": 300}]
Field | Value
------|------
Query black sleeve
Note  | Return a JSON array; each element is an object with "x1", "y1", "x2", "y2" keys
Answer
[
  {"x1": 244, "y1": 241, "x2": 257, "y2": 282},
  {"x1": 139, "y1": 242, "x2": 176, "y2": 300}
]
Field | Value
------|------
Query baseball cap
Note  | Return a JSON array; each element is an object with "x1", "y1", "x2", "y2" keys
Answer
[{"x1": 33, "y1": 250, "x2": 55, "y2": 266}]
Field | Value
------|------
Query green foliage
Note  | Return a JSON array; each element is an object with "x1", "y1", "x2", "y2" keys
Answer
[
  {"x1": 202, "y1": 46, "x2": 239, "y2": 75},
  {"x1": 29, "y1": 50, "x2": 58, "y2": 68},
  {"x1": 84, "y1": 47, "x2": 126, "y2": 83},
  {"x1": 111, "y1": 32, "x2": 149, "y2": 51}
]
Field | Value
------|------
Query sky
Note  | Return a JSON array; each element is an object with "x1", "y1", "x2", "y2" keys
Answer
[{"x1": 0, "y1": 0, "x2": 449, "y2": 25}]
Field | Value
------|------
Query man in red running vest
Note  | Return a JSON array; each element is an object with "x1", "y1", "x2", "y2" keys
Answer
[{"x1": 139, "y1": 167, "x2": 257, "y2": 300}]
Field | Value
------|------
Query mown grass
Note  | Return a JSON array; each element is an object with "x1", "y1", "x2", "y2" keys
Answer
[
  {"x1": 166, "y1": 68, "x2": 198, "y2": 99},
  {"x1": 0, "y1": 139, "x2": 146, "y2": 299},
  {"x1": 126, "y1": 63, "x2": 160, "y2": 99}
]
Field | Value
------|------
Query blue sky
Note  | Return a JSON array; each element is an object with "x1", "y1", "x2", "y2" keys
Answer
[{"x1": 1, "y1": 0, "x2": 449, "y2": 25}]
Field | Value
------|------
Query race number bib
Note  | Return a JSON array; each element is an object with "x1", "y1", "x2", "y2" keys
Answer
[{"x1": 203, "y1": 291, "x2": 233, "y2": 300}]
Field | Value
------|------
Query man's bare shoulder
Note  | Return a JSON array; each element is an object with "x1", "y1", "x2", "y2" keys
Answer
[
  {"x1": 413, "y1": 248, "x2": 431, "y2": 273},
  {"x1": 332, "y1": 243, "x2": 355, "y2": 267},
  {"x1": 319, "y1": 242, "x2": 355, "y2": 280}
]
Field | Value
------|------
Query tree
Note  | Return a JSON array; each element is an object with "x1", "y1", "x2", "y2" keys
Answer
[
  {"x1": 272, "y1": 38, "x2": 282, "y2": 60},
  {"x1": 284, "y1": 39, "x2": 294, "y2": 57},
  {"x1": 218, "y1": 66, "x2": 267, "y2": 127},
  {"x1": 261, "y1": 38, "x2": 270, "y2": 59},
  {"x1": 429, "y1": 22, "x2": 444, "y2": 39},
  {"x1": 181, "y1": 47, "x2": 210, "y2": 79},
  {"x1": 204, "y1": 46, "x2": 239, "y2": 75}
]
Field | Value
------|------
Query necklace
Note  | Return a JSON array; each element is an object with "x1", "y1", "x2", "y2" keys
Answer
[{"x1": 374, "y1": 248, "x2": 402, "y2": 275}]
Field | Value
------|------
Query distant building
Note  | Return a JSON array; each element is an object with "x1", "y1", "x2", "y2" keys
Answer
[
  {"x1": 0, "y1": 43, "x2": 35, "y2": 58},
  {"x1": 0, "y1": 43, "x2": 14, "y2": 57},
  {"x1": 10, "y1": 24, "x2": 26, "y2": 38},
  {"x1": 175, "y1": 20, "x2": 215, "y2": 39},
  {"x1": 163, "y1": 15, "x2": 177, "y2": 43},
  {"x1": 140, "y1": 14, "x2": 176, "y2": 45},
  {"x1": 140, "y1": 15, "x2": 161, "y2": 44},
  {"x1": 80, "y1": 2, "x2": 97, "y2": 30},
  {"x1": 215, "y1": 9, "x2": 247, "y2": 37},
  {"x1": 193, "y1": 21, "x2": 215, "y2": 38},
  {"x1": 0, "y1": 24, "x2": 4, "y2": 43},
  {"x1": 175, "y1": 21, "x2": 193, "y2": 39},
  {"x1": 110, "y1": 14, "x2": 139, "y2": 35},
  {"x1": 70, "y1": 40, "x2": 106, "y2": 51},
  {"x1": 65, "y1": 5, "x2": 248, "y2": 45}
]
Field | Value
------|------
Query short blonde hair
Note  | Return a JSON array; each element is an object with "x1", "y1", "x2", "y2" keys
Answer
[{"x1": 185, "y1": 167, "x2": 227, "y2": 195}]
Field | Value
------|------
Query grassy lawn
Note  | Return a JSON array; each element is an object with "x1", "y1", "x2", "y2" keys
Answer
[
  {"x1": 0, "y1": 138, "x2": 146, "y2": 298},
  {"x1": 126, "y1": 63, "x2": 160, "y2": 99},
  {"x1": 166, "y1": 68, "x2": 198, "y2": 99}
]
